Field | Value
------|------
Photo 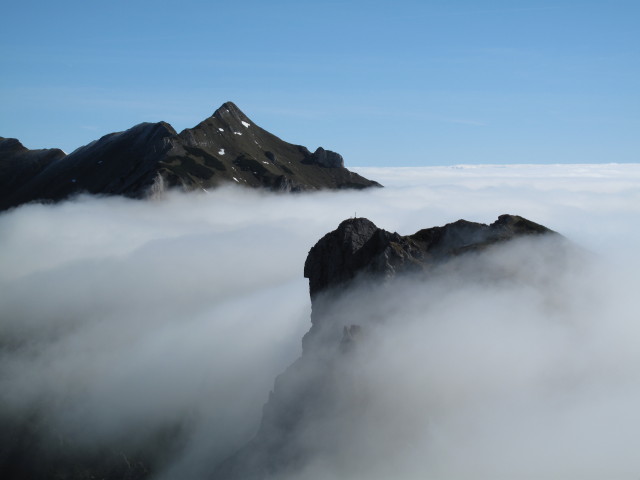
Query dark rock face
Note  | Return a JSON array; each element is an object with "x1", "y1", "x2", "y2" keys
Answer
[
  {"x1": 306, "y1": 147, "x2": 344, "y2": 168},
  {"x1": 0, "y1": 102, "x2": 381, "y2": 211},
  {"x1": 211, "y1": 214, "x2": 558, "y2": 480},
  {"x1": 1, "y1": 123, "x2": 177, "y2": 211},
  {"x1": 304, "y1": 214, "x2": 553, "y2": 299},
  {"x1": 0, "y1": 137, "x2": 66, "y2": 201}
]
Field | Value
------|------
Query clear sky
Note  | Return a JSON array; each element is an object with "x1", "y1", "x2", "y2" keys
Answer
[{"x1": 1, "y1": 0, "x2": 638, "y2": 166}]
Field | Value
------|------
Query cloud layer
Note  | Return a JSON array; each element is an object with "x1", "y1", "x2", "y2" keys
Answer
[{"x1": 1, "y1": 164, "x2": 639, "y2": 478}]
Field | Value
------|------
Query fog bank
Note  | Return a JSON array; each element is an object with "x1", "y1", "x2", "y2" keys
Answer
[{"x1": 1, "y1": 164, "x2": 639, "y2": 478}]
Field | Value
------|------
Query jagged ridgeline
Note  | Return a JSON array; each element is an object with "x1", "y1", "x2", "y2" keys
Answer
[{"x1": 0, "y1": 102, "x2": 381, "y2": 210}]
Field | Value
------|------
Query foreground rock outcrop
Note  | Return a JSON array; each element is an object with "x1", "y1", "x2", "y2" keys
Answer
[
  {"x1": 211, "y1": 214, "x2": 560, "y2": 479},
  {"x1": 304, "y1": 214, "x2": 552, "y2": 299},
  {"x1": 0, "y1": 102, "x2": 380, "y2": 211}
]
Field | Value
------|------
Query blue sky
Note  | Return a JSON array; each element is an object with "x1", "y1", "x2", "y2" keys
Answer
[{"x1": 1, "y1": 0, "x2": 638, "y2": 166}]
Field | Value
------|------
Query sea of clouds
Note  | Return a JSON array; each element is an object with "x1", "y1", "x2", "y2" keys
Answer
[{"x1": 1, "y1": 164, "x2": 639, "y2": 479}]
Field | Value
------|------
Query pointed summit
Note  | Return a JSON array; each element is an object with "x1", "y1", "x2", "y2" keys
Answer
[
  {"x1": 199, "y1": 101, "x2": 255, "y2": 136},
  {"x1": 213, "y1": 101, "x2": 248, "y2": 121},
  {"x1": 172, "y1": 101, "x2": 380, "y2": 192}
]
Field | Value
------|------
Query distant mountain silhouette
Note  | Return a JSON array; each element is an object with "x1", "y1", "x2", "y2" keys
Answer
[{"x1": 0, "y1": 102, "x2": 381, "y2": 210}]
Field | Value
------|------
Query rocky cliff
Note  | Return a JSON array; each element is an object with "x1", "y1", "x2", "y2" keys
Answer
[
  {"x1": 211, "y1": 214, "x2": 559, "y2": 479},
  {"x1": 0, "y1": 102, "x2": 380, "y2": 211},
  {"x1": 304, "y1": 214, "x2": 553, "y2": 298}
]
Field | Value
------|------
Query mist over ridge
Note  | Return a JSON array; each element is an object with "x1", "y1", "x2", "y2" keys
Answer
[{"x1": 1, "y1": 164, "x2": 640, "y2": 479}]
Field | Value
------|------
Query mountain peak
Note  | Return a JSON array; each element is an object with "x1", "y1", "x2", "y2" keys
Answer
[
  {"x1": 220, "y1": 100, "x2": 240, "y2": 111},
  {"x1": 0, "y1": 102, "x2": 381, "y2": 210},
  {"x1": 212, "y1": 101, "x2": 250, "y2": 123}
]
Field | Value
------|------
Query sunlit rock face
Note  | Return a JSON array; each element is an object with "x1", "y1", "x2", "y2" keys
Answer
[
  {"x1": 211, "y1": 214, "x2": 562, "y2": 480},
  {"x1": 0, "y1": 102, "x2": 381, "y2": 211}
]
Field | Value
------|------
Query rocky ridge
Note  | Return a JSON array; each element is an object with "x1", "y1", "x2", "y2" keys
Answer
[
  {"x1": 0, "y1": 102, "x2": 380, "y2": 211},
  {"x1": 304, "y1": 214, "x2": 553, "y2": 298}
]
